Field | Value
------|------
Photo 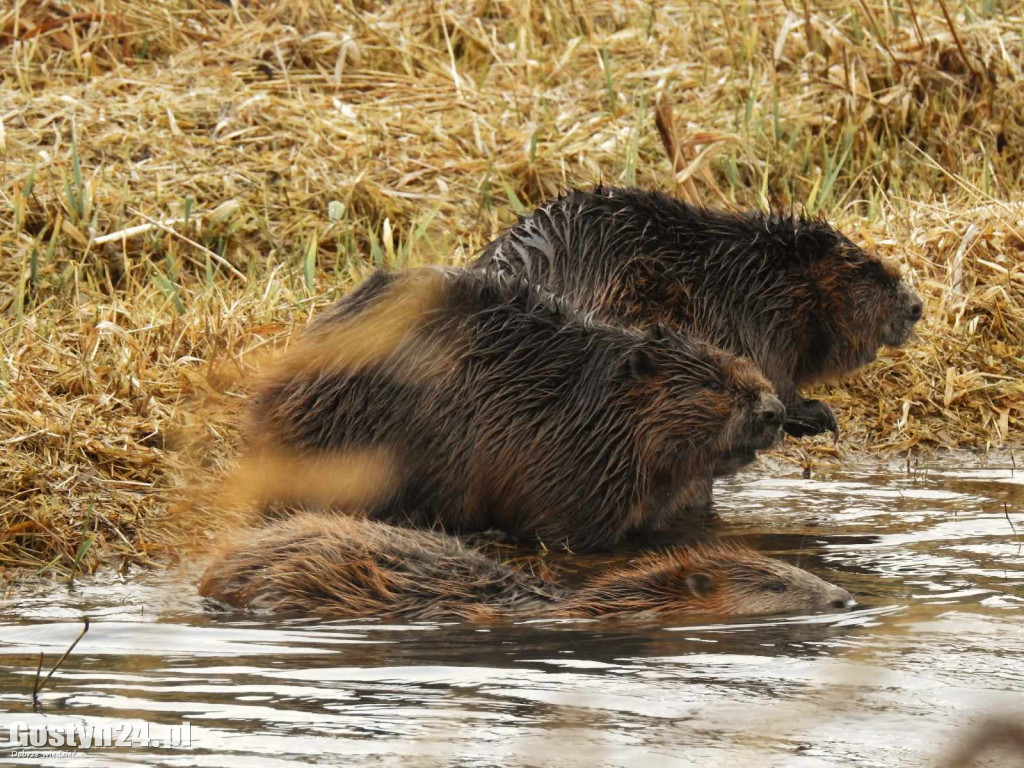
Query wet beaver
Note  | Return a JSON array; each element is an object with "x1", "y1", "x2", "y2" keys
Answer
[
  {"x1": 475, "y1": 187, "x2": 923, "y2": 443},
  {"x1": 198, "y1": 514, "x2": 855, "y2": 620},
  {"x1": 250, "y1": 267, "x2": 782, "y2": 550}
]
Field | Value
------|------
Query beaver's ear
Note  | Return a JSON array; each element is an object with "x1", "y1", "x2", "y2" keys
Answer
[
  {"x1": 685, "y1": 572, "x2": 716, "y2": 598},
  {"x1": 629, "y1": 348, "x2": 658, "y2": 379},
  {"x1": 793, "y1": 222, "x2": 839, "y2": 263},
  {"x1": 648, "y1": 323, "x2": 667, "y2": 342}
]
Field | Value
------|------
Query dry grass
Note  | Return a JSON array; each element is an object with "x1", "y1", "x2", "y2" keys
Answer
[{"x1": 0, "y1": 0, "x2": 1022, "y2": 575}]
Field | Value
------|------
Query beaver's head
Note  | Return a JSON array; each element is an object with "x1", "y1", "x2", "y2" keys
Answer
[
  {"x1": 571, "y1": 542, "x2": 854, "y2": 618},
  {"x1": 799, "y1": 226, "x2": 923, "y2": 380},
  {"x1": 714, "y1": 351, "x2": 785, "y2": 455},
  {"x1": 628, "y1": 327, "x2": 784, "y2": 454}
]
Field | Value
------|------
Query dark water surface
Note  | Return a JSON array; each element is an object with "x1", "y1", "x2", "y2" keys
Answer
[{"x1": 2, "y1": 461, "x2": 1022, "y2": 767}]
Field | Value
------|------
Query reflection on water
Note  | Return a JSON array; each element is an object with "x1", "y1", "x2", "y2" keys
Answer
[{"x1": 1, "y1": 461, "x2": 1022, "y2": 767}]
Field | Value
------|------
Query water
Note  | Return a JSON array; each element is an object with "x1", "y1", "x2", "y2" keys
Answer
[{"x1": 2, "y1": 460, "x2": 1022, "y2": 767}]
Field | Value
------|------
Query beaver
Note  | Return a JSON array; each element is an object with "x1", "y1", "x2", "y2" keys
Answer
[
  {"x1": 198, "y1": 514, "x2": 856, "y2": 620},
  {"x1": 475, "y1": 187, "x2": 923, "y2": 443},
  {"x1": 249, "y1": 267, "x2": 783, "y2": 550}
]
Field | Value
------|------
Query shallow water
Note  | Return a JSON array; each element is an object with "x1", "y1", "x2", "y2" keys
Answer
[{"x1": 2, "y1": 461, "x2": 1023, "y2": 767}]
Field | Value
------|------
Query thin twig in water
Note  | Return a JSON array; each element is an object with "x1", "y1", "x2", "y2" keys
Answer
[
  {"x1": 30, "y1": 652, "x2": 43, "y2": 705},
  {"x1": 1004, "y1": 502, "x2": 1020, "y2": 557},
  {"x1": 32, "y1": 618, "x2": 89, "y2": 711}
]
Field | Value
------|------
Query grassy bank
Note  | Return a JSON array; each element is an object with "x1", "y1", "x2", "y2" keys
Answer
[{"x1": 1, "y1": 0, "x2": 1022, "y2": 575}]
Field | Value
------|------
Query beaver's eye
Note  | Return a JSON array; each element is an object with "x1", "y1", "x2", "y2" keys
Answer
[
  {"x1": 764, "y1": 581, "x2": 787, "y2": 593},
  {"x1": 704, "y1": 379, "x2": 722, "y2": 393}
]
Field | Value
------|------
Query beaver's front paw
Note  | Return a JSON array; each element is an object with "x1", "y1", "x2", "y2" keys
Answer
[{"x1": 784, "y1": 399, "x2": 839, "y2": 440}]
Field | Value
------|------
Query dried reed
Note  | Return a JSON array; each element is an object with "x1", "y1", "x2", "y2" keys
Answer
[{"x1": 0, "y1": 0, "x2": 1021, "y2": 572}]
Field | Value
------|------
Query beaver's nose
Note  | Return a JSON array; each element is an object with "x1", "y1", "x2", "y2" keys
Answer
[
  {"x1": 829, "y1": 587, "x2": 856, "y2": 612},
  {"x1": 758, "y1": 395, "x2": 786, "y2": 427}
]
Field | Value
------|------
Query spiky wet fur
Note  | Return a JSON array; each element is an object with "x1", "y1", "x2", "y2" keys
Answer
[
  {"x1": 476, "y1": 186, "x2": 922, "y2": 412},
  {"x1": 250, "y1": 267, "x2": 776, "y2": 550},
  {"x1": 198, "y1": 514, "x2": 565, "y2": 620},
  {"x1": 199, "y1": 516, "x2": 853, "y2": 620}
]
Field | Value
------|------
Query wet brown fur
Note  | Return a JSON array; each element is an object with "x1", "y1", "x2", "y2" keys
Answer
[
  {"x1": 249, "y1": 267, "x2": 781, "y2": 549},
  {"x1": 475, "y1": 187, "x2": 923, "y2": 440},
  {"x1": 199, "y1": 515, "x2": 562, "y2": 620},
  {"x1": 199, "y1": 515, "x2": 854, "y2": 620},
  {"x1": 562, "y1": 539, "x2": 853, "y2": 618}
]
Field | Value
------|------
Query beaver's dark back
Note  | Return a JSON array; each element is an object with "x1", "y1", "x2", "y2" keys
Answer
[
  {"x1": 475, "y1": 187, "x2": 880, "y2": 405},
  {"x1": 251, "y1": 268, "x2": 739, "y2": 551}
]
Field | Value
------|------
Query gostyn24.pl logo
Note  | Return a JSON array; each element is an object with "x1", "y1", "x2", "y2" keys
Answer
[{"x1": 7, "y1": 721, "x2": 191, "y2": 750}]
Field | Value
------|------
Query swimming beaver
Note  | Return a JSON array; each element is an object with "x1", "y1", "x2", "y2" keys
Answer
[
  {"x1": 475, "y1": 187, "x2": 923, "y2": 443},
  {"x1": 250, "y1": 267, "x2": 782, "y2": 549},
  {"x1": 198, "y1": 514, "x2": 855, "y2": 620}
]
